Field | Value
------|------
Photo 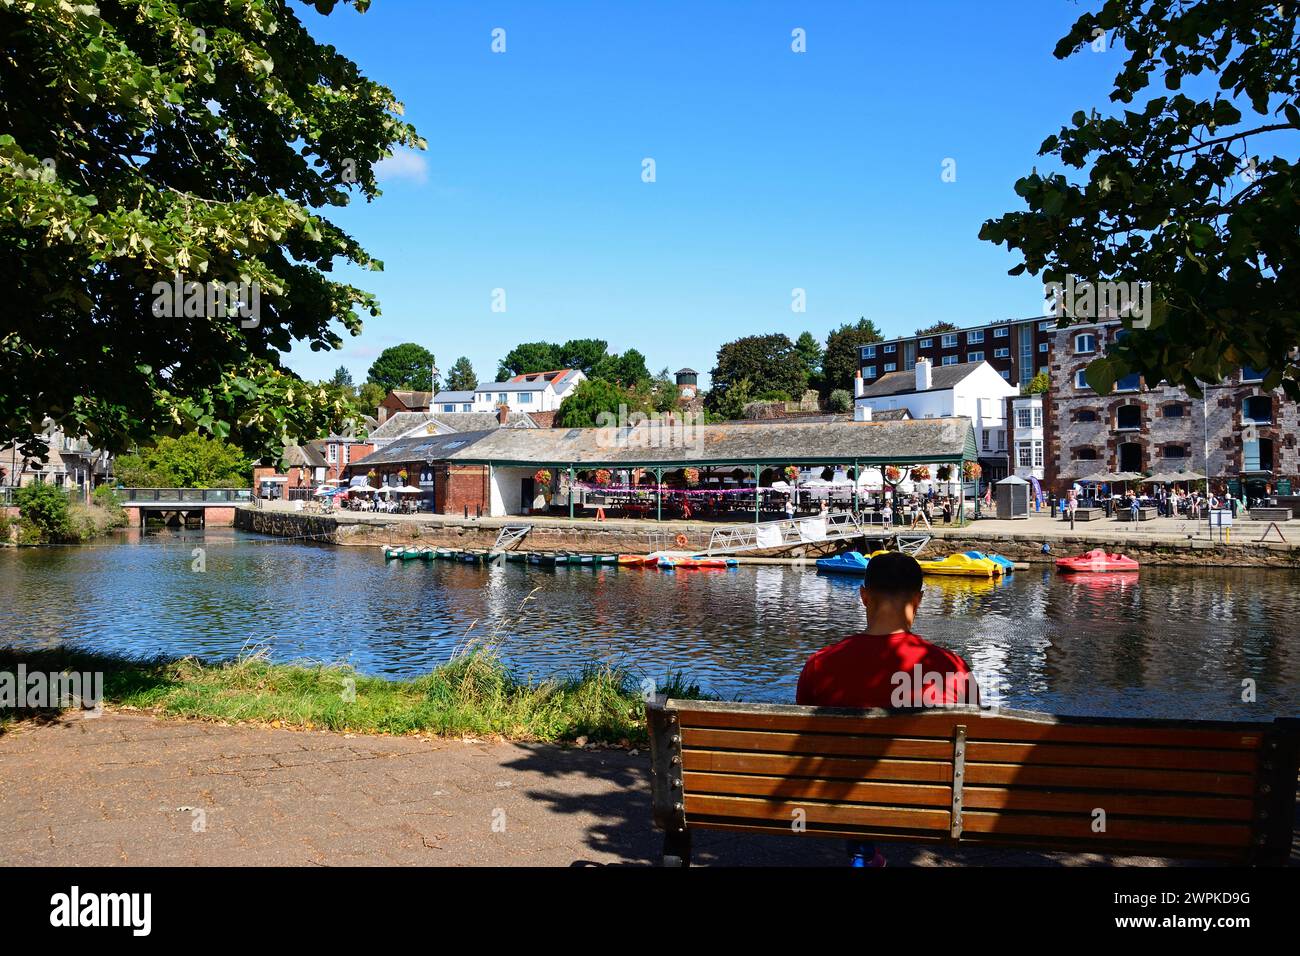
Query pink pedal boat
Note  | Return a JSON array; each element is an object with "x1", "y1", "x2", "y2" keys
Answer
[{"x1": 1055, "y1": 548, "x2": 1140, "y2": 573}]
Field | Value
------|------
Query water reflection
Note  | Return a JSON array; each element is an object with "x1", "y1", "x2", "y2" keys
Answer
[{"x1": 0, "y1": 528, "x2": 1297, "y2": 721}]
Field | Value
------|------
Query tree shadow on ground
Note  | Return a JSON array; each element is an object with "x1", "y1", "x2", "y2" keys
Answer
[
  {"x1": 500, "y1": 742, "x2": 1214, "y2": 868},
  {"x1": 0, "y1": 647, "x2": 180, "y2": 737}
]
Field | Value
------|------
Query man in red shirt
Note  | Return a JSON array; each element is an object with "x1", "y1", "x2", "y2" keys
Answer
[{"x1": 796, "y1": 551, "x2": 977, "y2": 865}]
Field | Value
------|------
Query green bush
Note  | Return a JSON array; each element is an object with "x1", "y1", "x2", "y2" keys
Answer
[
  {"x1": 113, "y1": 434, "x2": 251, "y2": 488},
  {"x1": 827, "y1": 388, "x2": 853, "y2": 412},
  {"x1": 14, "y1": 483, "x2": 75, "y2": 543}
]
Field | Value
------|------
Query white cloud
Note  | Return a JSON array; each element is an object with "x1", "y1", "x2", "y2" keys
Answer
[{"x1": 375, "y1": 148, "x2": 428, "y2": 184}]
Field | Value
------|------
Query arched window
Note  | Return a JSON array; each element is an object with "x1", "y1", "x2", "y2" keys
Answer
[
  {"x1": 1074, "y1": 409, "x2": 1098, "y2": 423},
  {"x1": 1162, "y1": 446, "x2": 1187, "y2": 459},
  {"x1": 1074, "y1": 448, "x2": 1098, "y2": 461},
  {"x1": 1118, "y1": 442, "x2": 1143, "y2": 473},
  {"x1": 1074, "y1": 333, "x2": 1098, "y2": 354},
  {"x1": 1243, "y1": 396, "x2": 1272, "y2": 424},
  {"x1": 1161, "y1": 403, "x2": 1185, "y2": 419},
  {"x1": 1116, "y1": 405, "x2": 1142, "y2": 430}
]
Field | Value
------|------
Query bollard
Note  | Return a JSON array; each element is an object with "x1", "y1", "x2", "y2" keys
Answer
[{"x1": 463, "y1": 505, "x2": 468, "y2": 519}]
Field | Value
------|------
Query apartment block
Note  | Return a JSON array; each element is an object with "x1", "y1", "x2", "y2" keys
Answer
[{"x1": 859, "y1": 316, "x2": 1055, "y2": 391}]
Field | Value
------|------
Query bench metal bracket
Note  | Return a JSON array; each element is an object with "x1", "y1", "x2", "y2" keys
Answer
[
  {"x1": 645, "y1": 696, "x2": 688, "y2": 837},
  {"x1": 950, "y1": 724, "x2": 967, "y2": 841},
  {"x1": 1252, "y1": 717, "x2": 1300, "y2": 866}
]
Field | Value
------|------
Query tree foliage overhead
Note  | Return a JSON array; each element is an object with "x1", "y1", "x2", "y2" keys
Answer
[
  {"x1": 0, "y1": 0, "x2": 424, "y2": 461},
  {"x1": 366, "y1": 343, "x2": 436, "y2": 393},
  {"x1": 915, "y1": 321, "x2": 959, "y2": 336},
  {"x1": 980, "y1": 0, "x2": 1300, "y2": 398}
]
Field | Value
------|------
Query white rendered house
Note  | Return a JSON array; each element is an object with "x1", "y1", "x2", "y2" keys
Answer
[{"x1": 854, "y1": 358, "x2": 1018, "y2": 480}]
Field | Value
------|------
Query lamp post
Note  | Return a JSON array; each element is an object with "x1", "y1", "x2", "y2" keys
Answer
[{"x1": 1202, "y1": 383, "x2": 1211, "y2": 539}]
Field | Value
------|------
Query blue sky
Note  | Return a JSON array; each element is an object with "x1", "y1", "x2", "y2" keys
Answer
[{"x1": 288, "y1": 0, "x2": 1124, "y2": 389}]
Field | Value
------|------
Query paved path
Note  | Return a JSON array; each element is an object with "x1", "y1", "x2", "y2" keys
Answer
[{"x1": 0, "y1": 713, "x2": 1236, "y2": 867}]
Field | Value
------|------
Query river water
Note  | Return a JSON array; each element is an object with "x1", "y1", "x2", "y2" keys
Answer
[{"x1": 2, "y1": 528, "x2": 1297, "y2": 722}]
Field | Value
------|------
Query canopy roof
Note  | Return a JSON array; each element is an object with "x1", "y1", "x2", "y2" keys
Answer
[
  {"x1": 347, "y1": 418, "x2": 977, "y2": 473},
  {"x1": 441, "y1": 417, "x2": 977, "y2": 469}
]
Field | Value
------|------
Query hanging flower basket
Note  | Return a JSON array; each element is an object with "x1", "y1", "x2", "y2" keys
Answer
[
  {"x1": 962, "y1": 461, "x2": 982, "y2": 481},
  {"x1": 534, "y1": 469, "x2": 552, "y2": 486},
  {"x1": 911, "y1": 466, "x2": 930, "y2": 482},
  {"x1": 936, "y1": 464, "x2": 952, "y2": 481},
  {"x1": 683, "y1": 467, "x2": 700, "y2": 487},
  {"x1": 783, "y1": 466, "x2": 799, "y2": 483},
  {"x1": 397, "y1": 469, "x2": 408, "y2": 483},
  {"x1": 884, "y1": 466, "x2": 902, "y2": 484},
  {"x1": 593, "y1": 469, "x2": 612, "y2": 486}
]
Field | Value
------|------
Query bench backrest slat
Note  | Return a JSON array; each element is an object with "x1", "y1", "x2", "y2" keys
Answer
[{"x1": 647, "y1": 699, "x2": 1299, "y2": 865}]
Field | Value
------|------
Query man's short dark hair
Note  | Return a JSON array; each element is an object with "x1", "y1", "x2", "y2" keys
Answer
[{"x1": 862, "y1": 551, "x2": 923, "y2": 598}]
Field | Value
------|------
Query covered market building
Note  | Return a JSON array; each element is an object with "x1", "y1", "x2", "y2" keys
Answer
[{"x1": 341, "y1": 416, "x2": 979, "y2": 522}]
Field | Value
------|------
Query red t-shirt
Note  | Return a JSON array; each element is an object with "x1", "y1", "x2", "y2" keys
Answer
[{"x1": 796, "y1": 631, "x2": 976, "y2": 709}]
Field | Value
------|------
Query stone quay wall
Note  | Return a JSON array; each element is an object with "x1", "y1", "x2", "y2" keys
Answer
[{"x1": 235, "y1": 508, "x2": 1300, "y2": 567}]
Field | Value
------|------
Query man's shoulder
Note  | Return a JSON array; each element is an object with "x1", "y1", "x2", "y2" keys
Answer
[{"x1": 896, "y1": 631, "x2": 970, "y2": 670}]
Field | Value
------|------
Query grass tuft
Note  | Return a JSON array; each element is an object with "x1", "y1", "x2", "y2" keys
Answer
[{"x1": 0, "y1": 644, "x2": 714, "y2": 745}]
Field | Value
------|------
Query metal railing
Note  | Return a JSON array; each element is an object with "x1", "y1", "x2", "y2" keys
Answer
[
  {"x1": 117, "y1": 488, "x2": 253, "y2": 504},
  {"x1": 705, "y1": 511, "x2": 869, "y2": 556}
]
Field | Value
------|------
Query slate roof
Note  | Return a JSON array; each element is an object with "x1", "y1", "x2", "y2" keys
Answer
[
  {"x1": 389, "y1": 390, "x2": 434, "y2": 408},
  {"x1": 444, "y1": 417, "x2": 975, "y2": 467},
  {"x1": 348, "y1": 431, "x2": 497, "y2": 468},
  {"x1": 430, "y1": 391, "x2": 475, "y2": 404},
  {"x1": 368, "y1": 410, "x2": 536, "y2": 444},
  {"x1": 479, "y1": 379, "x2": 555, "y2": 393},
  {"x1": 858, "y1": 361, "x2": 986, "y2": 398},
  {"x1": 283, "y1": 443, "x2": 327, "y2": 468},
  {"x1": 368, "y1": 412, "x2": 441, "y2": 442}
]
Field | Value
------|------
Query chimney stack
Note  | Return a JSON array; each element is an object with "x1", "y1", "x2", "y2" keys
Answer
[
  {"x1": 854, "y1": 369, "x2": 865, "y2": 399},
  {"x1": 496, "y1": 403, "x2": 510, "y2": 425},
  {"x1": 853, "y1": 404, "x2": 873, "y2": 423},
  {"x1": 915, "y1": 358, "x2": 932, "y2": 391}
]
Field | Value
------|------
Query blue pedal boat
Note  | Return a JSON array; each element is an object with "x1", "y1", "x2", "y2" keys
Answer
[
  {"x1": 963, "y1": 550, "x2": 1015, "y2": 573},
  {"x1": 815, "y1": 551, "x2": 870, "y2": 575}
]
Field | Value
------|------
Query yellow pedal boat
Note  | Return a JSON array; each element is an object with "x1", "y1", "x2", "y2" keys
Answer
[{"x1": 915, "y1": 553, "x2": 999, "y2": 578}]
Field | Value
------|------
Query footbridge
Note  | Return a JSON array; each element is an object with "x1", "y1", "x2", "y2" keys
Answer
[{"x1": 119, "y1": 488, "x2": 253, "y2": 528}]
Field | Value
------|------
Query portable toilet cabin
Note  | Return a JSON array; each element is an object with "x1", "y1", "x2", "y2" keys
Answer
[{"x1": 995, "y1": 476, "x2": 1031, "y2": 519}]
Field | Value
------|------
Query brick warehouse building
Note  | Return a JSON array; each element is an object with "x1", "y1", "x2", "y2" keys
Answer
[{"x1": 1046, "y1": 320, "x2": 1299, "y2": 497}]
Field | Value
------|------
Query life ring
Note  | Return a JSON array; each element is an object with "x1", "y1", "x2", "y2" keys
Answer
[{"x1": 674, "y1": 533, "x2": 689, "y2": 547}]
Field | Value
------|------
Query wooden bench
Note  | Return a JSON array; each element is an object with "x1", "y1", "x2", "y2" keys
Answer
[
  {"x1": 645, "y1": 698, "x2": 1298, "y2": 866},
  {"x1": 1116, "y1": 506, "x2": 1159, "y2": 522}
]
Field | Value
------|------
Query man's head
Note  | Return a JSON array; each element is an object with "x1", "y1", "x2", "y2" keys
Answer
[{"x1": 859, "y1": 551, "x2": 924, "y2": 624}]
